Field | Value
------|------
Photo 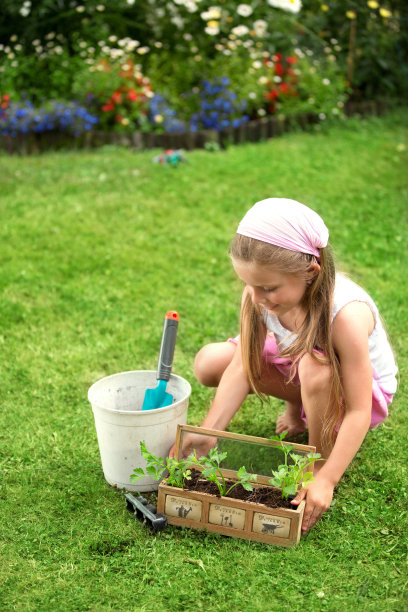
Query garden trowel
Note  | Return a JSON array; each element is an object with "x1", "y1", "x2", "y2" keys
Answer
[{"x1": 142, "y1": 311, "x2": 179, "y2": 410}]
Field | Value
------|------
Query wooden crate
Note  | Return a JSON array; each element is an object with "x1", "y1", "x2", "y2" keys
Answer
[{"x1": 156, "y1": 425, "x2": 315, "y2": 547}]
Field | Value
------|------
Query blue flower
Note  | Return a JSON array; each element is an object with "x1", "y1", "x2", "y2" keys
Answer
[{"x1": 0, "y1": 100, "x2": 99, "y2": 137}]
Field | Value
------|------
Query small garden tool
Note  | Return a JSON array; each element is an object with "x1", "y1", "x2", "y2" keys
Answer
[{"x1": 142, "y1": 311, "x2": 179, "y2": 411}]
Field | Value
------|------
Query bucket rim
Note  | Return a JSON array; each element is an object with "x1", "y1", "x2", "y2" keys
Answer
[{"x1": 88, "y1": 370, "x2": 191, "y2": 416}]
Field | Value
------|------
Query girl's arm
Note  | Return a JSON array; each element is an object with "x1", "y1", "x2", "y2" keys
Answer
[
  {"x1": 200, "y1": 336, "x2": 251, "y2": 431},
  {"x1": 295, "y1": 301, "x2": 375, "y2": 532},
  {"x1": 169, "y1": 338, "x2": 251, "y2": 458}
]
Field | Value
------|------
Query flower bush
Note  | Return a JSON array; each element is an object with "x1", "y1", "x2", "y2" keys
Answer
[
  {"x1": 0, "y1": 0, "x2": 404, "y2": 141},
  {"x1": 0, "y1": 99, "x2": 98, "y2": 137},
  {"x1": 73, "y1": 57, "x2": 154, "y2": 132}
]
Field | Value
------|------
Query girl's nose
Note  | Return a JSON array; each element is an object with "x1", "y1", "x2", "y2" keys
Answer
[{"x1": 250, "y1": 286, "x2": 265, "y2": 304}]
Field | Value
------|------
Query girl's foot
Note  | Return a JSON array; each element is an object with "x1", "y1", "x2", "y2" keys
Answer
[{"x1": 276, "y1": 411, "x2": 307, "y2": 436}]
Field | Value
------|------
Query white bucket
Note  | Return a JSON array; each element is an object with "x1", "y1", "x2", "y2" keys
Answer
[{"x1": 88, "y1": 370, "x2": 191, "y2": 492}]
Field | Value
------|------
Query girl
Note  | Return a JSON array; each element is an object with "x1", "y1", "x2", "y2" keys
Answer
[{"x1": 172, "y1": 198, "x2": 397, "y2": 534}]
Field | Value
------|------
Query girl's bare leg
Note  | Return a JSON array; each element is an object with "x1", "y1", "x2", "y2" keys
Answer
[
  {"x1": 298, "y1": 353, "x2": 333, "y2": 460},
  {"x1": 194, "y1": 342, "x2": 304, "y2": 436}
]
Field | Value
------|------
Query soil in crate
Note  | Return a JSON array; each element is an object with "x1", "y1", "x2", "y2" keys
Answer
[{"x1": 184, "y1": 469, "x2": 294, "y2": 509}]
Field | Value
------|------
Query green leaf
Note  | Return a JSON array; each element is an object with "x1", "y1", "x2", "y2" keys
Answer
[{"x1": 129, "y1": 467, "x2": 145, "y2": 482}]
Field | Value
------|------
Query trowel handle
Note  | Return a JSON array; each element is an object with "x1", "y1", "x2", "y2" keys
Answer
[{"x1": 157, "y1": 311, "x2": 179, "y2": 381}]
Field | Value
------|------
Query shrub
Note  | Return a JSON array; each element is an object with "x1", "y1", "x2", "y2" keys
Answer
[
  {"x1": 0, "y1": 99, "x2": 98, "y2": 137},
  {"x1": 72, "y1": 57, "x2": 153, "y2": 132}
]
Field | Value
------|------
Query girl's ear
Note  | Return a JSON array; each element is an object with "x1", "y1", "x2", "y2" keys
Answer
[{"x1": 306, "y1": 261, "x2": 321, "y2": 284}]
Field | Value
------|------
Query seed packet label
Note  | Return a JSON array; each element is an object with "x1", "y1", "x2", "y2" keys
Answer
[
  {"x1": 209, "y1": 504, "x2": 246, "y2": 530},
  {"x1": 165, "y1": 495, "x2": 202, "y2": 521},
  {"x1": 253, "y1": 513, "x2": 291, "y2": 538}
]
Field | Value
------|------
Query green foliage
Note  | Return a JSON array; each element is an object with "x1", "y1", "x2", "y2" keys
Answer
[
  {"x1": 195, "y1": 447, "x2": 258, "y2": 496},
  {"x1": 131, "y1": 442, "x2": 257, "y2": 497},
  {"x1": 2, "y1": 0, "x2": 404, "y2": 126},
  {"x1": 130, "y1": 441, "x2": 192, "y2": 489},
  {"x1": 269, "y1": 432, "x2": 323, "y2": 499}
]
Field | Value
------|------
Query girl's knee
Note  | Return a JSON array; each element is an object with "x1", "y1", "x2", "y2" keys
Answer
[
  {"x1": 298, "y1": 353, "x2": 332, "y2": 396},
  {"x1": 194, "y1": 342, "x2": 235, "y2": 387}
]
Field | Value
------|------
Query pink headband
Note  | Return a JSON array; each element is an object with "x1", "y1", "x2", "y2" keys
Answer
[{"x1": 236, "y1": 198, "x2": 329, "y2": 258}]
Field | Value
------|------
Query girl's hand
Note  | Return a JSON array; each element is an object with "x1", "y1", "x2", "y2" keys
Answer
[
  {"x1": 168, "y1": 433, "x2": 217, "y2": 459},
  {"x1": 290, "y1": 475, "x2": 334, "y2": 534}
]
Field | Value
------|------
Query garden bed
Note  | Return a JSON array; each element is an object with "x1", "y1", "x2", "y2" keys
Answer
[{"x1": 0, "y1": 100, "x2": 390, "y2": 155}]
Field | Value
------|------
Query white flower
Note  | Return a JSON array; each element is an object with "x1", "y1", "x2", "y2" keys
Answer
[
  {"x1": 319, "y1": 113, "x2": 326, "y2": 120},
  {"x1": 322, "y1": 78, "x2": 330, "y2": 85},
  {"x1": 249, "y1": 92, "x2": 257, "y2": 99},
  {"x1": 127, "y1": 0, "x2": 135, "y2": 4},
  {"x1": 171, "y1": 15, "x2": 184, "y2": 28},
  {"x1": 201, "y1": 7, "x2": 222, "y2": 20},
  {"x1": 253, "y1": 19, "x2": 267, "y2": 36},
  {"x1": 237, "y1": 4, "x2": 253, "y2": 17},
  {"x1": 258, "y1": 76, "x2": 268, "y2": 85},
  {"x1": 205, "y1": 25, "x2": 220, "y2": 35},
  {"x1": 96, "y1": 5, "x2": 105, "y2": 11},
  {"x1": 258, "y1": 108, "x2": 267, "y2": 116},
  {"x1": 232, "y1": 25, "x2": 249, "y2": 37},
  {"x1": 267, "y1": 0, "x2": 302, "y2": 12},
  {"x1": 137, "y1": 46, "x2": 149, "y2": 55},
  {"x1": 108, "y1": 35, "x2": 118, "y2": 42},
  {"x1": 185, "y1": 0, "x2": 199, "y2": 12},
  {"x1": 10, "y1": 35, "x2": 18, "y2": 42},
  {"x1": 76, "y1": 6, "x2": 85, "y2": 13},
  {"x1": 19, "y1": 7, "x2": 30, "y2": 16},
  {"x1": 252, "y1": 60, "x2": 262, "y2": 69},
  {"x1": 274, "y1": 76, "x2": 282, "y2": 83}
]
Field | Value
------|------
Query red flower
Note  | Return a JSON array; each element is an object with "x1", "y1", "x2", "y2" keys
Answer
[
  {"x1": 286, "y1": 55, "x2": 298, "y2": 65},
  {"x1": 275, "y1": 63, "x2": 284, "y2": 76},
  {"x1": 127, "y1": 89, "x2": 139, "y2": 101},
  {"x1": 265, "y1": 89, "x2": 279, "y2": 100},
  {"x1": 112, "y1": 90, "x2": 122, "y2": 103},
  {"x1": 102, "y1": 102, "x2": 115, "y2": 112},
  {"x1": 115, "y1": 114, "x2": 122, "y2": 123}
]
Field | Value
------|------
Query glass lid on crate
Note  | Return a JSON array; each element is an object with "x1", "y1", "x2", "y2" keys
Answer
[{"x1": 175, "y1": 425, "x2": 316, "y2": 485}]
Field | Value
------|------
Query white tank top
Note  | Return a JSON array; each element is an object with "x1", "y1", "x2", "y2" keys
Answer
[{"x1": 262, "y1": 274, "x2": 397, "y2": 394}]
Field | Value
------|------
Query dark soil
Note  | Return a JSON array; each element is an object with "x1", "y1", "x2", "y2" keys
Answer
[{"x1": 183, "y1": 469, "x2": 294, "y2": 510}]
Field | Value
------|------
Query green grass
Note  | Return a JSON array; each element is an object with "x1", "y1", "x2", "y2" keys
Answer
[{"x1": 1, "y1": 111, "x2": 407, "y2": 611}]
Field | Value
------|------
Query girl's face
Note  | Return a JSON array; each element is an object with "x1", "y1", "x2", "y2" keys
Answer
[{"x1": 232, "y1": 259, "x2": 310, "y2": 317}]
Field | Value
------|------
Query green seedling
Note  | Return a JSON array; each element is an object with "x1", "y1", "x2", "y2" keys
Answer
[
  {"x1": 130, "y1": 442, "x2": 257, "y2": 496},
  {"x1": 195, "y1": 447, "x2": 257, "y2": 497},
  {"x1": 130, "y1": 441, "x2": 193, "y2": 489},
  {"x1": 269, "y1": 431, "x2": 323, "y2": 499}
]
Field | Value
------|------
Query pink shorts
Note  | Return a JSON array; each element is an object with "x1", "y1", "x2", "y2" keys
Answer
[{"x1": 228, "y1": 334, "x2": 393, "y2": 429}]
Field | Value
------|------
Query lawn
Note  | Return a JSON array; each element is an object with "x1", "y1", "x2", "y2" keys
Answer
[{"x1": 0, "y1": 111, "x2": 407, "y2": 611}]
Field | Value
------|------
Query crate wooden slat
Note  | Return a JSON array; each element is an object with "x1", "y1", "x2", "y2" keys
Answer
[{"x1": 157, "y1": 481, "x2": 305, "y2": 547}]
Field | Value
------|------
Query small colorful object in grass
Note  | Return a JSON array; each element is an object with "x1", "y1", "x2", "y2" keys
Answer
[{"x1": 152, "y1": 149, "x2": 187, "y2": 167}]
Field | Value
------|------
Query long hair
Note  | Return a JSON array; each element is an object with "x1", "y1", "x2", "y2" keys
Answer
[{"x1": 229, "y1": 234, "x2": 342, "y2": 449}]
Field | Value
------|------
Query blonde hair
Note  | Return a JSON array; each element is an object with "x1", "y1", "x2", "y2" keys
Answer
[{"x1": 229, "y1": 233, "x2": 342, "y2": 449}]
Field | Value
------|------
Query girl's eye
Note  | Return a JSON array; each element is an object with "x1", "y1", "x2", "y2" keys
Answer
[{"x1": 262, "y1": 287, "x2": 277, "y2": 293}]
